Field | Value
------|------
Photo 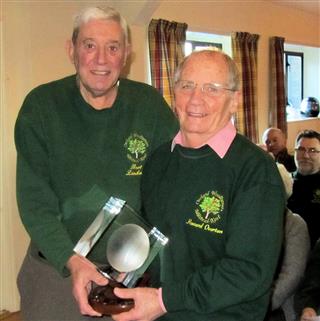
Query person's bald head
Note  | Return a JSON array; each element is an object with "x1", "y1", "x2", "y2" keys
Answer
[{"x1": 262, "y1": 128, "x2": 287, "y2": 156}]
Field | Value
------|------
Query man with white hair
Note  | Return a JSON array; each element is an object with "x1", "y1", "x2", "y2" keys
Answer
[
  {"x1": 111, "y1": 50, "x2": 286, "y2": 321},
  {"x1": 15, "y1": 6, "x2": 177, "y2": 321}
]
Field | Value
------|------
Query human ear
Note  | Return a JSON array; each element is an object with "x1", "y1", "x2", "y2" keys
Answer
[
  {"x1": 65, "y1": 39, "x2": 75, "y2": 64},
  {"x1": 230, "y1": 90, "x2": 241, "y2": 113},
  {"x1": 123, "y1": 44, "x2": 132, "y2": 66}
]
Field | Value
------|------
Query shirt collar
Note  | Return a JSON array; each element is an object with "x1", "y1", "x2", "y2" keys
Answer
[{"x1": 171, "y1": 121, "x2": 236, "y2": 158}]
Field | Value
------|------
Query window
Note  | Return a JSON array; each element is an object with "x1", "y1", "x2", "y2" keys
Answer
[
  {"x1": 285, "y1": 51, "x2": 303, "y2": 112},
  {"x1": 185, "y1": 40, "x2": 222, "y2": 56},
  {"x1": 185, "y1": 31, "x2": 232, "y2": 57},
  {"x1": 284, "y1": 43, "x2": 320, "y2": 121}
]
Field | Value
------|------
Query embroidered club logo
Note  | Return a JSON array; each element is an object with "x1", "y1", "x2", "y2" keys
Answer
[
  {"x1": 312, "y1": 189, "x2": 320, "y2": 204},
  {"x1": 195, "y1": 191, "x2": 224, "y2": 224},
  {"x1": 124, "y1": 133, "x2": 149, "y2": 176},
  {"x1": 125, "y1": 133, "x2": 148, "y2": 163}
]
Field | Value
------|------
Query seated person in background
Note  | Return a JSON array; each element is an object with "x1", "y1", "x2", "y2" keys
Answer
[
  {"x1": 111, "y1": 50, "x2": 286, "y2": 321},
  {"x1": 294, "y1": 238, "x2": 320, "y2": 320},
  {"x1": 265, "y1": 163, "x2": 310, "y2": 321},
  {"x1": 287, "y1": 130, "x2": 320, "y2": 249},
  {"x1": 262, "y1": 127, "x2": 296, "y2": 172}
]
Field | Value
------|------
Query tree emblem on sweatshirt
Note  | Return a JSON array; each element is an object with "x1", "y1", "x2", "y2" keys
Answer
[
  {"x1": 312, "y1": 189, "x2": 320, "y2": 204},
  {"x1": 195, "y1": 191, "x2": 224, "y2": 224},
  {"x1": 125, "y1": 133, "x2": 149, "y2": 163}
]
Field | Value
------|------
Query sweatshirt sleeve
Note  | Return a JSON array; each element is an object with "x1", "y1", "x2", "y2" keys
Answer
[
  {"x1": 15, "y1": 90, "x2": 74, "y2": 276},
  {"x1": 294, "y1": 240, "x2": 320, "y2": 314}
]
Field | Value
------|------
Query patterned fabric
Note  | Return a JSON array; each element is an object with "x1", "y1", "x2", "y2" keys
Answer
[
  {"x1": 232, "y1": 32, "x2": 259, "y2": 143},
  {"x1": 269, "y1": 37, "x2": 287, "y2": 135},
  {"x1": 148, "y1": 19, "x2": 188, "y2": 107}
]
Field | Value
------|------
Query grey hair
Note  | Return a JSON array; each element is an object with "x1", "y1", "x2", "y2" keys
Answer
[
  {"x1": 72, "y1": 6, "x2": 129, "y2": 46},
  {"x1": 174, "y1": 49, "x2": 240, "y2": 91}
]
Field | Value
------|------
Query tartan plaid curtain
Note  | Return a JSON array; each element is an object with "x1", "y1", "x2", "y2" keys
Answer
[
  {"x1": 269, "y1": 37, "x2": 287, "y2": 136},
  {"x1": 148, "y1": 19, "x2": 188, "y2": 107},
  {"x1": 232, "y1": 32, "x2": 259, "y2": 143}
]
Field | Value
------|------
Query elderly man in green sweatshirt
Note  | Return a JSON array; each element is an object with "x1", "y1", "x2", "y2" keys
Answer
[
  {"x1": 15, "y1": 6, "x2": 178, "y2": 321},
  {"x1": 111, "y1": 50, "x2": 286, "y2": 321}
]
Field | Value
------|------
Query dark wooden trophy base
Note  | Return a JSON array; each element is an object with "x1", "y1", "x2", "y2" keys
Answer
[{"x1": 88, "y1": 279, "x2": 134, "y2": 315}]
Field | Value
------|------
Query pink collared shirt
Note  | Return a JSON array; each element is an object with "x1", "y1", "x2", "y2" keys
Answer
[{"x1": 171, "y1": 121, "x2": 236, "y2": 158}]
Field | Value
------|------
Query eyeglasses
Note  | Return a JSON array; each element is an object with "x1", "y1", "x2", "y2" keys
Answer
[
  {"x1": 294, "y1": 146, "x2": 320, "y2": 156},
  {"x1": 175, "y1": 80, "x2": 236, "y2": 97}
]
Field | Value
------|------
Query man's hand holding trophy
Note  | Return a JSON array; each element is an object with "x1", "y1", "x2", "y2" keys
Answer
[{"x1": 73, "y1": 197, "x2": 168, "y2": 315}]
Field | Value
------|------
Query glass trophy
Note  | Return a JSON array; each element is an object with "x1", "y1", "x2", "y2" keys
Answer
[{"x1": 73, "y1": 197, "x2": 168, "y2": 315}]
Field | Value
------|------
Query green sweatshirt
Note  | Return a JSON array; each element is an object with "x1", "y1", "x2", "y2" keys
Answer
[
  {"x1": 15, "y1": 75, "x2": 178, "y2": 276},
  {"x1": 141, "y1": 135, "x2": 286, "y2": 321}
]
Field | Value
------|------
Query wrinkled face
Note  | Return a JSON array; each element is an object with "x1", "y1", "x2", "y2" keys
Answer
[
  {"x1": 295, "y1": 137, "x2": 320, "y2": 175},
  {"x1": 69, "y1": 19, "x2": 128, "y2": 103},
  {"x1": 264, "y1": 130, "x2": 286, "y2": 156},
  {"x1": 174, "y1": 54, "x2": 239, "y2": 146}
]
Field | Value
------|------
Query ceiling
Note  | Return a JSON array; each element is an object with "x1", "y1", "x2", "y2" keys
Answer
[
  {"x1": 110, "y1": 0, "x2": 161, "y2": 24},
  {"x1": 269, "y1": 0, "x2": 320, "y2": 16},
  {"x1": 111, "y1": 0, "x2": 320, "y2": 24}
]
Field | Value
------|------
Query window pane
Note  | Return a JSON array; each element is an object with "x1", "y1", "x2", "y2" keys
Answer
[
  {"x1": 287, "y1": 54, "x2": 302, "y2": 109},
  {"x1": 184, "y1": 42, "x2": 193, "y2": 56}
]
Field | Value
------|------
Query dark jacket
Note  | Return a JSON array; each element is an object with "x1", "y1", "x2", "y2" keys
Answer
[
  {"x1": 294, "y1": 239, "x2": 320, "y2": 315},
  {"x1": 287, "y1": 171, "x2": 320, "y2": 249},
  {"x1": 275, "y1": 149, "x2": 296, "y2": 173}
]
